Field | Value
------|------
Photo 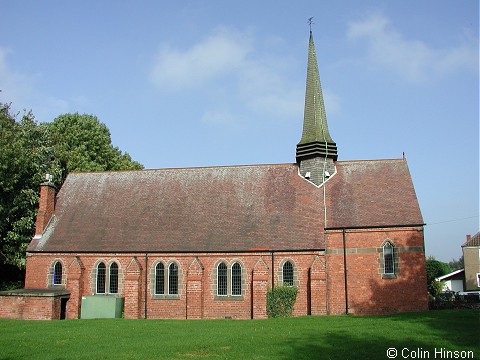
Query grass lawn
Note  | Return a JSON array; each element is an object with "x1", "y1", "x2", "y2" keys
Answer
[{"x1": 0, "y1": 310, "x2": 478, "y2": 360}]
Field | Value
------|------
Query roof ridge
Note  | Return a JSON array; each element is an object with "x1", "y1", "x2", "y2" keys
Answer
[
  {"x1": 336, "y1": 158, "x2": 406, "y2": 164},
  {"x1": 68, "y1": 162, "x2": 297, "y2": 175}
]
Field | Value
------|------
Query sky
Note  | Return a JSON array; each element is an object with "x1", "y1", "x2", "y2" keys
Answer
[{"x1": 1, "y1": 0, "x2": 478, "y2": 263}]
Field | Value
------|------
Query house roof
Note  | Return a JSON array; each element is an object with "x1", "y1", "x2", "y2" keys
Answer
[
  {"x1": 462, "y1": 231, "x2": 480, "y2": 247},
  {"x1": 436, "y1": 268, "x2": 465, "y2": 282},
  {"x1": 28, "y1": 159, "x2": 423, "y2": 253}
]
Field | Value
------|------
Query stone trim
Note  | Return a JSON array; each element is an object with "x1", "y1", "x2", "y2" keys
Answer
[
  {"x1": 89, "y1": 258, "x2": 123, "y2": 296},
  {"x1": 378, "y1": 240, "x2": 400, "y2": 279},
  {"x1": 326, "y1": 246, "x2": 423, "y2": 255},
  {"x1": 278, "y1": 258, "x2": 299, "y2": 287},
  {"x1": 211, "y1": 258, "x2": 246, "y2": 301},
  {"x1": 149, "y1": 258, "x2": 183, "y2": 300},
  {"x1": 47, "y1": 258, "x2": 66, "y2": 288}
]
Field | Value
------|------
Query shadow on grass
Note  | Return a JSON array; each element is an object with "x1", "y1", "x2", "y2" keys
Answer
[{"x1": 279, "y1": 311, "x2": 479, "y2": 360}]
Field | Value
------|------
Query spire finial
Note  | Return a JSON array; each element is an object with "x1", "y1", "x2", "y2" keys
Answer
[{"x1": 308, "y1": 17, "x2": 314, "y2": 33}]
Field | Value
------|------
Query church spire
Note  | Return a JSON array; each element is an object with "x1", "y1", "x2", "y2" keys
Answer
[{"x1": 296, "y1": 30, "x2": 338, "y2": 186}]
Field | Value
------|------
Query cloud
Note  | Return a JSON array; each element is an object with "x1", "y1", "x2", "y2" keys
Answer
[
  {"x1": 0, "y1": 47, "x2": 71, "y2": 121},
  {"x1": 238, "y1": 56, "x2": 304, "y2": 120},
  {"x1": 201, "y1": 109, "x2": 240, "y2": 126},
  {"x1": 347, "y1": 12, "x2": 478, "y2": 81},
  {"x1": 150, "y1": 27, "x2": 307, "y2": 125},
  {"x1": 0, "y1": 47, "x2": 34, "y2": 106},
  {"x1": 150, "y1": 27, "x2": 252, "y2": 91}
]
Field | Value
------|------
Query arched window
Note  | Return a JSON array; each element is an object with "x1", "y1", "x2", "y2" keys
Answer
[
  {"x1": 217, "y1": 262, "x2": 227, "y2": 296},
  {"x1": 231, "y1": 262, "x2": 242, "y2": 296},
  {"x1": 109, "y1": 262, "x2": 119, "y2": 294},
  {"x1": 53, "y1": 261, "x2": 62, "y2": 285},
  {"x1": 96, "y1": 262, "x2": 106, "y2": 294},
  {"x1": 155, "y1": 262, "x2": 165, "y2": 295},
  {"x1": 168, "y1": 263, "x2": 178, "y2": 295},
  {"x1": 383, "y1": 242, "x2": 395, "y2": 275},
  {"x1": 283, "y1": 261, "x2": 294, "y2": 286}
]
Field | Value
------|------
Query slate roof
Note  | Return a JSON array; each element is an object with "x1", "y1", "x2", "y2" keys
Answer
[
  {"x1": 463, "y1": 231, "x2": 480, "y2": 247},
  {"x1": 325, "y1": 159, "x2": 424, "y2": 229},
  {"x1": 28, "y1": 159, "x2": 423, "y2": 253}
]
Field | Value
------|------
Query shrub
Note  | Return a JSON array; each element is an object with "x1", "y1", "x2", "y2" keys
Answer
[
  {"x1": 0, "y1": 280, "x2": 23, "y2": 291},
  {"x1": 267, "y1": 286, "x2": 298, "y2": 318},
  {"x1": 428, "y1": 280, "x2": 445, "y2": 298}
]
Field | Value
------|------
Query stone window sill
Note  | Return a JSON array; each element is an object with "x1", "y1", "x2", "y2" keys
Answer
[
  {"x1": 214, "y1": 295, "x2": 245, "y2": 301},
  {"x1": 382, "y1": 274, "x2": 397, "y2": 279},
  {"x1": 152, "y1": 294, "x2": 180, "y2": 300}
]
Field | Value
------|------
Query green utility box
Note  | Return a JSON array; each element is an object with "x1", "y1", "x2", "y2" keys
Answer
[{"x1": 80, "y1": 296, "x2": 124, "y2": 319}]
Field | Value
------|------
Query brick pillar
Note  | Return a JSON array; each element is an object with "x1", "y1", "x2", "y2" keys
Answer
[
  {"x1": 186, "y1": 257, "x2": 204, "y2": 319},
  {"x1": 252, "y1": 258, "x2": 269, "y2": 319},
  {"x1": 67, "y1": 257, "x2": 84, "y2": 319},
  {"x1": 310, "y1": 255, "x2": 327, "y2": 315},
  {"x1": 124, "y1": 257, "x2": 142, "y2": 319},
  {"x1": 326, "y1": 231, "x2": 349, "y2": 315},
  {"x1": 35, "y1": 182, "x2": 56, "y2": 235}
]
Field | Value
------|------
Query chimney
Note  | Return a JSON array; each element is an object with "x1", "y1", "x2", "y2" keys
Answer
[
  {"x1": 466, "y1": 234, "x2": 471, "y2": 242},
  {"x1": 34, "y1": 181, "x2": 57, "y2": 236}
]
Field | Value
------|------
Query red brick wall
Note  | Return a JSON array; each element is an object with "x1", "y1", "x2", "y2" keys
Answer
[
  {"x1": 326, "y1": 227, "x2": 428, "y2": 315},
  {"x1": 34, "y1": 183, "x2": 56, "y2": 235},
  {"x1": 22, "y1": 229, "x2": 428, "y2": 320},
  {"x1": 25, "y1": 252, "x2": 327, "y2": 319},
  {"x1": 0, "y1": 295, "x2": 59, "y2": 320}
]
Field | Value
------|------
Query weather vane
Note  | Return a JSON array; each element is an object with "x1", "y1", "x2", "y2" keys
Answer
[{"x1": 308, "y1": 17, "x2": 314, "y2": 32}]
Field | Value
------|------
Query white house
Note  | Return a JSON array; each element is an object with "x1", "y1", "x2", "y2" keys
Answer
[{"x1": 436, "y1": 269, "x2": 465, "y2": 293}]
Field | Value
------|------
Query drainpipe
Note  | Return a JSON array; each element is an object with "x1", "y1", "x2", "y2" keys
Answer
[
  {"x1": 271, "y1": 251, "x2": 275, "y2": 288},
  {"x1": 144, "y1": 253, "x2": 148, "y2": 319},
  {"x1": 325, "y1": 232, "x2": 329, "y2": 315},
  {"x1": 343, "y1": 229, "x2": 349, "y2": 314}
]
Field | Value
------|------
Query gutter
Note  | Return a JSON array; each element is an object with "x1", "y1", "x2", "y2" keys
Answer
[
  {"x1": 325, "y1": 223, "x2": 425, "y2": 231},
  {"x1": 27, "y1": 248, "x2": 327, "y2": 254}
]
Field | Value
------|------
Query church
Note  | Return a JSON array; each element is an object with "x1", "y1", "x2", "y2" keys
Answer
[{"x1": 0, "y1": 31, "x2": 428, "y2": 320}]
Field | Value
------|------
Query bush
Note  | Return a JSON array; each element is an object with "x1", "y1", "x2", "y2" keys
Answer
[
  {"x1": 267, "y1": 286, "x2": 298, "y2": 318},
  {"x1": 0, "y1": 280, "x2": 23, "y2": 291},
  {"x1": 429, "y1": 291, "x2": 480, "y2": 310},
  {"x1": 429, "y1": 290, "x2": 455, "y2": 310},
  {"x1": 428, "y1": 280, "x2": 445, "y2": 298},
  {"x1": 457, "y1": 293, "x2": 480, "y2": 304}
]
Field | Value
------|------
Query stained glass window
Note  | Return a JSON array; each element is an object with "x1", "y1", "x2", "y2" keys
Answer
[
  {"x1": 231, "y1": 262, "x2": 242, "y2": 296},
  {"x1": 283, "y1": 261, "x2": 294, "y2": 286},
  {"x1": 53, "y1": 261, "x2": 62, "y2": 285},
  {"x1": 383, "y1": 242, "x2": 394, "y2": 275},
  {"x1": 109, "y1": 262, "x2": 119, "y2": 294},
  {"x1": 169, "y1": 263, "x2": 178, "y2": 295},
  {"x1": 155, "y1": 262, "x2": 165, "y2": 295},
  {"x1": 217, "y1": 262, "x2": 227, "y2": 296},
  {"x1": 96, "y1": 262, "x2": 106, "y2": 294}
]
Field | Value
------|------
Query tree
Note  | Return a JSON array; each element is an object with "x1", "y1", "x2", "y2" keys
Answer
[
  {"x1": 0, "y1": 105, "x2": 61, "y2": 286},
  {"x1": 425, "y1": 256, "x2": 452, "y2": 296},
  {"x1": 47, "y1": 113, "x2": 142, "y2": 182},
  {"x1": 448, "y1": 255, "x2": 464, "y2": 271},
  {"x1": 0, "y1": 107, "x2": 143, "y2": 289}
]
